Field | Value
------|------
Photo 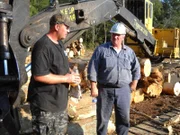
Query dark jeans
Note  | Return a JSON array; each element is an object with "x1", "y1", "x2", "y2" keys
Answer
[
  {"x1": 96, "y1": 85, "x2": 131, "y2": 135},
  {"x1": 30, "y1": 105, "x2": 68, "y2": 135}
]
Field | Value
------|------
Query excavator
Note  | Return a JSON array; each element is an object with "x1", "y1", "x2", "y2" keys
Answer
[{"x1": 0, "y1": 0, "x2": 170, "y2": 134}]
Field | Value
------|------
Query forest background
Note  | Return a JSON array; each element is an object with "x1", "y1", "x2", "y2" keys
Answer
[{"x1": 30, "y1": 0, "x2": 180, "y2": 49}]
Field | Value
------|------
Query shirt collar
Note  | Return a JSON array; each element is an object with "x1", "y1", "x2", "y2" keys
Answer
[{"x1": 109, "y1": 41, "x2": 126, "y2": 50}]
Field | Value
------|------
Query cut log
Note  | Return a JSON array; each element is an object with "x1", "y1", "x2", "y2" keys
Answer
[
  {"x1": 146, "y1": 83, "x2": 162, "y2": 97},
  {"x1": 137, "y1": 77, "x2": 149, "y2": 89},
  {"x1": 163, "y1": 71, "x2": 171, "y2": 83},
  {"x1": 149, "y1": 67, "x2": 163, "y2": 84},
  {"x1": 163, "y1": 82, "x2": 180, "y2": 96},
  {"x1": 139, "y1": 58, "x2": 151, "y2": 77},
  {"x1": 68, "y1": 50, "x2": 74, "y2": 58},
  {"x1": 168, "y1": 72, "x2": 180, "y2": 84},
  {"x1": 132, "y1": 88, "x2": 144, "y2": 103}
]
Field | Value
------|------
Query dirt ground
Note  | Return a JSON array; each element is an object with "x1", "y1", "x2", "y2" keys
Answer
[
  {"x1": 72, "y1": 89, "x2": 180, "y2": 126},
  {"x1": 130, "y1": 94, "x2": 180, "y2": 126}
]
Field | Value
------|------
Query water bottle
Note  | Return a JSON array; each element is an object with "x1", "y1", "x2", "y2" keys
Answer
[
  {"x1": 71, "y1": 66, "x2": 80, "y2": 87},
  {"x1": 73, "y1": 66, "x2": 82, "y2": 99},
  {"x1": 92, "y1": 98, "x2": 97, "y2": 115}
]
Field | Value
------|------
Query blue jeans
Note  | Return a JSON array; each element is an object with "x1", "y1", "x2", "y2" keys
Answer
[{"x1": 96, "y1": 85, "x2": 131, "y2": 135}]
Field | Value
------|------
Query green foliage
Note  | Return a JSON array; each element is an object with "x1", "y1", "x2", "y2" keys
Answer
[
  {"x1": 82, "y1": 21, "x2": 113, "y2": 49},
  {"x1": 152, "y1": 0, "x2": 180, "y2": 28},
  {"x1": 30, "y1": 0, "x2": 49, "y2": 16},
  {"x1": 151, "y1": 0, "x2": 164, "y2": 28},
  {"x1": 162, "y1": 0, "x2": 180, "y2": 28}
]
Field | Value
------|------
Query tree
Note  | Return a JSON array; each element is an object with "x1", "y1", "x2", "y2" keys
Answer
[
  {"x1": 82, "y1": 21, "x2": 113, "y2": 49},
  {"x1": 162, "y1": 0, "x2": 180, "y2": 28},
  {"x1": 152, "y1": 0, "x2": 180, "y2": 28},
  {"x1": 151, "y1": 0, "x2": 164, "y2": 28},
  {"x1": 30, "y1": 0, "x2": 49, "y2": 16}
]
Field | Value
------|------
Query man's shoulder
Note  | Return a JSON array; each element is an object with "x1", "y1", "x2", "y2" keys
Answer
[
  {"x1": 124, "y1": 45, "x2": 135, "y2": 52},
  {"x1": 98, "y1": 42, "x2": 111, "y2": 49},
  {"x1": 34, "y1": 35, "x2": 51, "y2": 49},
  {"x1": 36, "y1": 35, "x2": 48, "y2": 45}
]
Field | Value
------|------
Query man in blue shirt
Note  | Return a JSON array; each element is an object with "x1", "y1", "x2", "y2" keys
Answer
[{"x1": 88, "y1": 22, "x2": 141, "y2": 135}]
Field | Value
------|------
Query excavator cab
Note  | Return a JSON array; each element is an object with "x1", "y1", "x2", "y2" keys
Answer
[{"x1": 124, "y1": 0, "x2": 154, "y2": 57}]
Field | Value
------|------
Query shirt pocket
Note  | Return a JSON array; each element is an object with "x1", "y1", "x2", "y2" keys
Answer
[
  {"x1": 102, "y1": 53, "x2": 116, "y2": 70},
  {"x1": 118, "y1": 58, "x2": 132, "y2": 82},
  {"x1": 118, "y1": 57, "x2": 131, "y2": 69}
]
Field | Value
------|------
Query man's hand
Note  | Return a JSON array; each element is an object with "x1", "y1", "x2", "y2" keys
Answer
[
  {"x1": 90, "y1": 81, "x2": 98, "y2": 97},
  {"x1": 130, "y1": 80, "x2": 138, "y2": 91},
  {"x1": 65, "y1": 73, "x2": 81, "y2": 86}
]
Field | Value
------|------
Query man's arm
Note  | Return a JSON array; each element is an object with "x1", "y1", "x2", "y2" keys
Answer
[
  {"x1": 34, "y1": 73, "x2": 81, "y2": 85},
  {"x1": 131, "y1": 51, "x2": 141, "y2": 91}
]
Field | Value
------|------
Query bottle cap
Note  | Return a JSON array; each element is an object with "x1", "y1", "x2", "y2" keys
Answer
[{"x1": 92, "y1": 98, "x2": 97, "y2": 103}]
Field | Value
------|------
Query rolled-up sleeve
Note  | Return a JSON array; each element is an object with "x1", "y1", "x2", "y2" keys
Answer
[
  {"x1": 87, "y1": 47, "x2": 100, "y2": 82},
  {"x1": 131, "y1": 52, "x2": 141, "y2": 81}
]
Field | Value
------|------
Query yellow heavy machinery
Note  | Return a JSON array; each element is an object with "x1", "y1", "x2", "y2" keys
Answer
[{"x1": 125, "y1": 0, "x2": 180, "y2": 58}]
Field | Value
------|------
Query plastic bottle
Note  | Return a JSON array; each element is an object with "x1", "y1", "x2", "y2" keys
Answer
[
  {"x1": 73, "y1": 66, "x2": 82, "y2": 99},
  {"x1": 71, "y1": 66, "x2": 79, "y2": 87},
  {"x1": 92, "y1": 97, "x2": 97, "y2": 114}
]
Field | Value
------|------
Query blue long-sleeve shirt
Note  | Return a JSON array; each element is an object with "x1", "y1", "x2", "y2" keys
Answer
[{"x1": 88, "y1": 42, "x2": 141, "y2": 87}]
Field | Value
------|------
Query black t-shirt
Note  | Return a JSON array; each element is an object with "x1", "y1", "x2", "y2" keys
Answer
[{"x1": 27, "y1": 35, "x2": 69, "y2": 112}]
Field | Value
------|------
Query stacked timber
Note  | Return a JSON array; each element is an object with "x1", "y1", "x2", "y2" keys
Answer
[
  {"x1": 162, "y1": 62, "x2": 180, "y2": 96},
  {"x1": 66, "y1": 38, "x2": 85, "y2": 58},
  {"x1": 131, "y1": 58, "x2": 151, "y2": 103},
  {"x1": 145, "y1": 67, "x2": 163, "y2": 97},
  {"x1": 162, "y1": 70, "x2": 180, "y2": 96},
  {"x1": 132, "y1": 59, "x2": 163, "y2": 102},
  {"x1": 131, "y1": 59, "x2": 180, "y2": 103}
]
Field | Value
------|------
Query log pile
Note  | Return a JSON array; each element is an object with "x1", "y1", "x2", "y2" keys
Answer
[
  {"x1": 66, "y1": 38, "x2": 86, "y2": 58},
  {"x1": 131, "y1": 59, "x2": 180, "y2": 104},
  {"x1": 162, "y1": 65, "x2": 180, "y2": 96}
]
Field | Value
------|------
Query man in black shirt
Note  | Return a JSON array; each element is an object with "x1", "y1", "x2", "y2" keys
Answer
[{"x1": 27, "y1": 13, "x2": 81, "y2": 135}]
